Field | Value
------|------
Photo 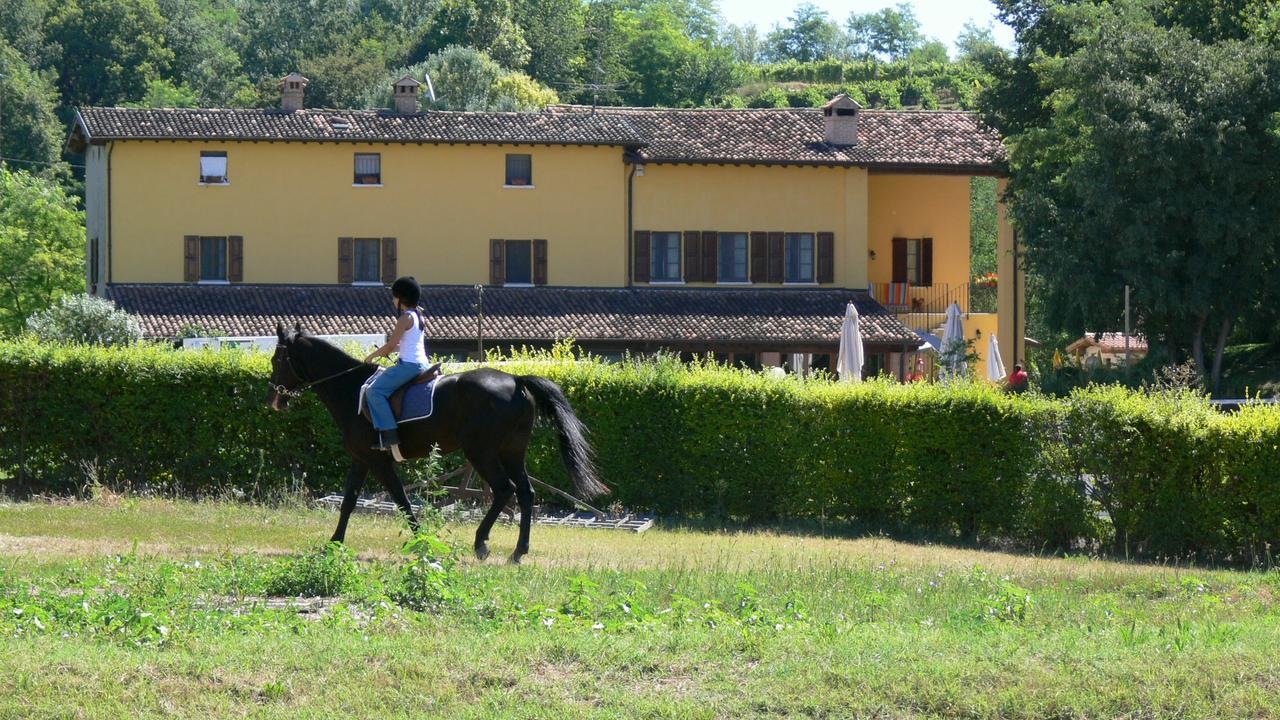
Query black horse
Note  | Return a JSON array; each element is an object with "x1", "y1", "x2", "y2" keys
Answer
[{"x1": 266, "y1": 323, "x2": 608, "y2": 563}]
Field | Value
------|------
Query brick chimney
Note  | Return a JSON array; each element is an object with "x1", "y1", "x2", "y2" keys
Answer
[
  {"x1": 393, "y1": 75, "x2": 421, "y2": 114},
  {"x1": 280, "y1": 72, "x2": 309, "y2": 111},
  {"x1": 822, "y1": 93, "x2": 861, "y2": 147}
]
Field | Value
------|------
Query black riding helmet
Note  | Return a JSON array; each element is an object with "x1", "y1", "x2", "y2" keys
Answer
[{"x1": 390, "y1": 276, "x2": 421, "y2": 307}]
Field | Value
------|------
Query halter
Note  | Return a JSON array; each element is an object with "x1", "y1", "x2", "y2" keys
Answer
[{"x1": 269, "y1": 344, "x2": 368, "y2": 398}]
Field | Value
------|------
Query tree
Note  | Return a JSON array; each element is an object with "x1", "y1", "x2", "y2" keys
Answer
[
  {"x1": 414, "y1": 0, "x2": 531, "y2": 69},
  {"x1": 0, "y1": 40, "x2": 64, "y2": 171},
  {"x1": 123, "y1": 78, "x2": 200, "y2": 108},
  {"x1": 1002, "y1": 4, "x2": 1280, "y2": 387},
  {"x1": 154, "y1": 0, "x2": 256, "y2": 107},
  {"x1": 301, "y1": 40, "x2": 394, "y2": 108},
  {"x1": 907, "y1": 39, "x2": 949, "y2": 64},
  {"x1": 847, "y1": 3, "x2": 924, "y2": 61},
  {"x1": 767, "y1": 3, "x2": 844, "y2": 62},
  {"x1": 515, "y1": 0, "x2": 586, "y2": 87},
  {"x1": 46, "y1": 0, "x2": 174, "y2": 107},
  {"x1": 723, "y1": 23, "x2": 764, "y2": 63},
  {"x1": 361, "y1": 46, "x2": 557, "y2": 111},
  {"x1": 618, "y1": 2, "x2": 702, "y2": 105},
  {"x1": 955, "y1": 21, "x2": 1002, "y2": 62},
  {"x1": 0, "y1": 167, "x2": 85, "y2": 336}
]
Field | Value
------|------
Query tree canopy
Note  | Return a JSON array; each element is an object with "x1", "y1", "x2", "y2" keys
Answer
[{"x1": 986, "y1": 1, "x2": 1280, "y2": 385}]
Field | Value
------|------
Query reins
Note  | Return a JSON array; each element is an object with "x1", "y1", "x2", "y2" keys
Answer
[{"x1": 269, "y1": 346, "x2": 370, "y2": 398}]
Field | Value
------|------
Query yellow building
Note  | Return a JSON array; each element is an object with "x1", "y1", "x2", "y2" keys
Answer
[{"x1": 70, "y1": 77, "x2": 1022, "y2": 376}]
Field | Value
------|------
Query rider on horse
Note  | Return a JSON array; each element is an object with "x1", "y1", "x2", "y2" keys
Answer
[{"x1": 362, "y1": 276, "x2": 430, "y2": 456}]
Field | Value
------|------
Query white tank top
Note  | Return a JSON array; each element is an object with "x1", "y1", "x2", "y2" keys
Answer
[{"x1": 398, "y1": 309, "x2": 427, "y2": 364}]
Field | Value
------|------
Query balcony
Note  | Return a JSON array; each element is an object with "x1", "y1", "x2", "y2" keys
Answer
[{"x1": 870, "y1": 281, "x2": 998, "y2": 333}]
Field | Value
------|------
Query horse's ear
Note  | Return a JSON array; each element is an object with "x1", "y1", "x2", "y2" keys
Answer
[{"x1": 276, "y1": 322, "x2": 286, "y2": 342}]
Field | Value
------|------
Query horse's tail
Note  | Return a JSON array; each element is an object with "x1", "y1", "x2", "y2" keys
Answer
[{"x1": 516, "y1": 375, "x2": 610, "y2": 500}]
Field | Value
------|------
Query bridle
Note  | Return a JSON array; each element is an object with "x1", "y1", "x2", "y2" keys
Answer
[{"x1": 269, "y1": 345, "x2": 368, "y2": 399}]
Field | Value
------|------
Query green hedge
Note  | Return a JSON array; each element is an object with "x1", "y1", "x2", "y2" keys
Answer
[{"x1": 2, "y1": 341, "x2": 1279, "y2": 562}]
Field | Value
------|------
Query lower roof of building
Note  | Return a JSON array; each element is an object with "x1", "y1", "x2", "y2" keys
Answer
[{"x1": 108, "y1": 283, "x2": 920, "y2": 347}]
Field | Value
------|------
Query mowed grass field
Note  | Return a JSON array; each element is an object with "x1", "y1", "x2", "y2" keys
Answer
[{"x1": 1, "y1": 498, "x2": 1279, "y2": 719}]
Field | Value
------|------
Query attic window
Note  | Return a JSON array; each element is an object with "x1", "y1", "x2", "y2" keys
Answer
[
  {"x1": 199, "y1": 151, "x2": 228, "y2": 184},
  {"x1": 330, "y1": 118, "x2": 351, "y2": 132}
]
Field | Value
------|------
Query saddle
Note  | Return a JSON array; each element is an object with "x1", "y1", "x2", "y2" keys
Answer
[{"x1": 359, "y1": 362, "x2": 442, "y2": 425}]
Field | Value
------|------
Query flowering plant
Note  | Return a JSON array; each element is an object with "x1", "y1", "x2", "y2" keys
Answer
[{"x1": 974, "y1": 272, "x2": 998, "y2": 288}]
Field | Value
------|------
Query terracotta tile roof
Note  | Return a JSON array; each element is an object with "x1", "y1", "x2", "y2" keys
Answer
[
  {"x1": 1068, "y1": 332, "x2": 1148, "y2": 353},
  {"x1": 551, "y1": 105, "x2": 1006, "y2": 171},
  {"x1": 73, "y1": 105, "x2": 1004, "y2": 170},
  {"x1": 108, "y1": 284, "x2": 919, "y2": 346},
  {"x1": 73, "y1": 107, "x2": 645, "y2": 147}
]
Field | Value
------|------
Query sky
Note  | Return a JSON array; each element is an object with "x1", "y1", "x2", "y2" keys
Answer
[{"x1": 717, "y1": 0, "x2": 1017, "y2": 54}]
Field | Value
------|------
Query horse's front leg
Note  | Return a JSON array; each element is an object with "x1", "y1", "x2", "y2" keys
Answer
[
  {"x1": 331, "y1": 461, "x2": 369, "y2": 544},
  {"x1": 369, "y1": 456, "x2": 421, "y2": 535}
]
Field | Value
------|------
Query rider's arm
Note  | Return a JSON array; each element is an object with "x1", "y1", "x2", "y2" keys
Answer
[{"x1": 364, "y1": 314, "x2": 413, "y2": 363}]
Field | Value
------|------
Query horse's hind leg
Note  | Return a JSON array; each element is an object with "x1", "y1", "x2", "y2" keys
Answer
[
  {"x1": 331, "y1": 461, "x2": 369, "y2": 544},
  {"x1": 502, "y1": 454, "x2": 535, "y2": 565},
  {"x1": 369, "y1": 456, "x2": 421, "y2": 535},
  {"x1": 466, "y1": 450, "x2": 514, "y2": 561}
]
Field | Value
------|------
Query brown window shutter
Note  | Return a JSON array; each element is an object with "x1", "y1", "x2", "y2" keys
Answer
[
  {"x1": 767, "y1": 232, "x2": 784, "y2": 283},
  {"x1": 228, "y1": 235, "x2": 244, "y2": 283},
  {"x1": 682, "y1": 230, "x2": 700, "y2": 282},
  {"x1": 381, "y1": 237, "x2": 397, "y2": 285},
  {"x1": 921, "y1": 238, "x2": 934, "y2": 287},
  {"x1": 184, "y1": 235, "x2": 199, "y2": 282},
  {"x1": 490, "y1": 239, "x2": 505, "y2": 285},
  {"x1": 533, "y1": 239, "x2": 548, "y2": 285},
  {"x1": 816, "y1": 232, "x2": 834, "y2": 284},
  {"x1": 701, "y1": 231, "x2": 717, "y2": 282},
  {"x1": 338, "y1": 237, "x2": 354, "y2": 284},
  {"x1": 634, "y1": 231, "x2": 650, "y2": 283},
  {"x1": 750, "y1": 232, "x2": 767, "y2": 283},
  {"x1": 892, "y1": 237, "x2": 907, "y2": 283}
]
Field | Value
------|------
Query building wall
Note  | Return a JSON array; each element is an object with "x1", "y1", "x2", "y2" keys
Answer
[
  {"x1": 84, "y1": 144, "x2": 108, "y2": 295},
  {"x1": 630, "y1": 163, "x2": 869, "y2": 288},
  {"x1": 107, "y1": 141, "x2": 627, "y2": 286},
  {"x1": 866, "y1": 173, "x2": 972, "y2": 291}
]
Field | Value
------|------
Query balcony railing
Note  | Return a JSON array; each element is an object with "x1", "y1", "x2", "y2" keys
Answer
[{"x1": 871, "y1": 281, "x2": 997, "y2": 333}]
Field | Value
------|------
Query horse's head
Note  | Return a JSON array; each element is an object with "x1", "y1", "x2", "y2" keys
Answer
[{"x1": 267, "y1": 321, "x2": 306, "y2": 411}]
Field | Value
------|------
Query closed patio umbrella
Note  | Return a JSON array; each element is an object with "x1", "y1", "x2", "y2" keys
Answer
[
  {"x1": 836, "y1": 302, "x2": 864, "y2": 382},
  {"x1": 987, "y1": 332, "x2": 1006, "y2": 382},
  {"x1": 940, "y1": 302, "x2": 967, "y2": 377}
]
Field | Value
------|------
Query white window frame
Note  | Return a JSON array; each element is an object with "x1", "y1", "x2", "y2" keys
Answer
[
  {"x1": 354, "y1": 153, "x2": 382, "y2": 186},
  {"x1": 199, "y1": 152, "x2": 228, "y2": 185},
  {"x1": 505, "y1": 153, "x2": 533, "y2": 187},
  {"x1": 784, "y1": 233, "x2": 816, "y2": 284},
  {"x1": 650, "y1": 232, "x2": 683, "y2": 283},
  {"x1": 717, "y1": 232, "x2": 750, "y2": 284}
]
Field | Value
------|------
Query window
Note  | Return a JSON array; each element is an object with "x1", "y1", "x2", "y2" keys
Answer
[
  {"x1": 504, "y1": 240, "x2": 532, "y2": 284},
  {"x1": 354, "y1": 238, "x2": 380, "y2": 283},
  {"x1": 199, "y1": 151, "x2": 227, "y2": 184},
  {"x1": 650, "y1": 232, "x2": 682, "y2": 282},
  {"x1": 354, "y1": 153, "x2": 381, "y2": 184},
  {"x1": 784, "y1": 233, "x2": 815, "y2": 283},
  {"x1": 505, "y1": 154, "x2": 532, "y2": 186},
  {"x1": 200, "y1": 236, "x2": 228, "y2": 281},
  {"x1": 718, "y1": 232, "x2": 749, "y2": 282},
  {"x1": 905, "y1": 239, "x2": 923, "y2": 284}
]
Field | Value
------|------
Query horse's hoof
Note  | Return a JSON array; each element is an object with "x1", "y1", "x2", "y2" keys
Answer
[
  {"x1": 508, "y1": 553, "x2": 523, "y2": 565},
  {"x1": 475, "y1": 543, "x2": 490, "y2": 561}
]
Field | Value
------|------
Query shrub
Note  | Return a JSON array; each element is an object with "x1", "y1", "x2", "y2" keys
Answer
[
  {"x1": 25, "y1": 294, "x2": 141, "y2": 346},
  {"x1": 1, "y1": 341, "x2": 1278, "y2": 562}
]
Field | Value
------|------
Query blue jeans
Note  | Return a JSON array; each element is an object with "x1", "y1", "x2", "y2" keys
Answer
[{"x1": 367, "y1": 360, "x2": 430, "y2": 431}]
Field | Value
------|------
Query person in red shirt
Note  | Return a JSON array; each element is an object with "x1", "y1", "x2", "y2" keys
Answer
[{"x1": 1006, "y1": 364, "x2": 1029, "y2": 393}]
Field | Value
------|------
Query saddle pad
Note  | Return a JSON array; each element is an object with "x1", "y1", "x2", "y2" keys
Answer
[{"x1": 358, "y1": 368, "x2": 439, "y2": 425}]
